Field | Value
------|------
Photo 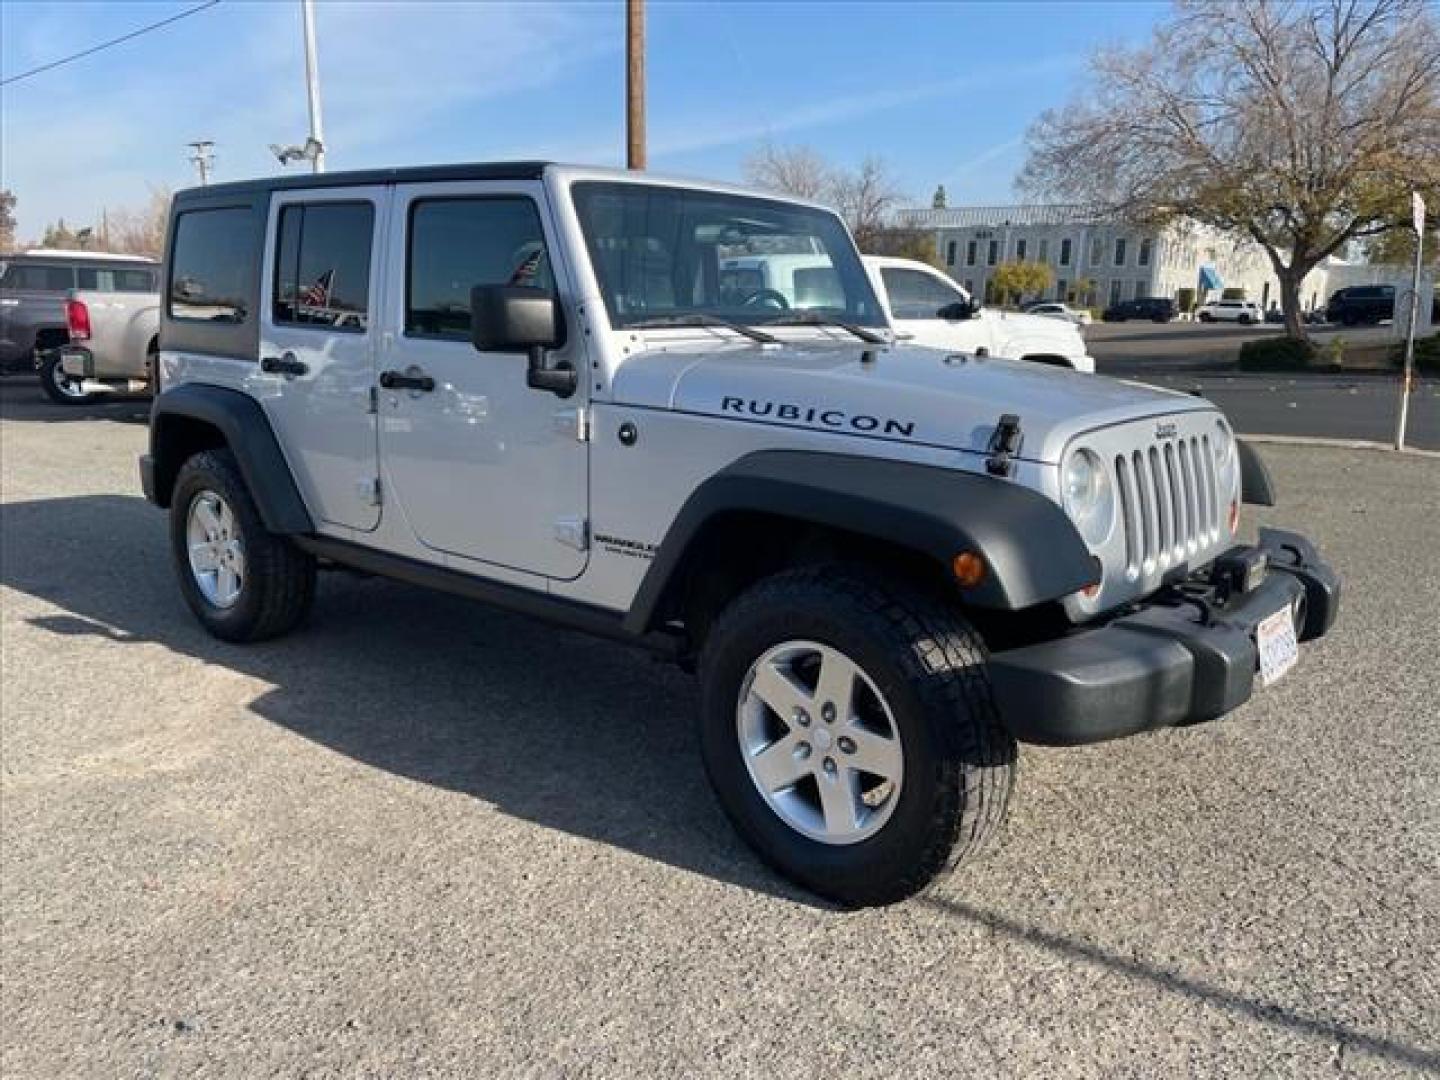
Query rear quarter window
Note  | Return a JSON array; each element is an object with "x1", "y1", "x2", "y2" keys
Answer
[{"x1": 169, "y1": 208, "x2": 255, "y2": 322}]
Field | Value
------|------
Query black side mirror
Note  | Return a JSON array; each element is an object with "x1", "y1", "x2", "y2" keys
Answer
[
  {"x1": 938, "y1": 300, "x2": 974, "y2": 321},
  {"x1": 470, "y1": 284, "x2": 574, "y2": 397}
]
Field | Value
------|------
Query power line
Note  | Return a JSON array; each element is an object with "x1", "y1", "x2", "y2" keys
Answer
[{"x1": 1, "y1": 1, "x2": 221, "y2": 88}]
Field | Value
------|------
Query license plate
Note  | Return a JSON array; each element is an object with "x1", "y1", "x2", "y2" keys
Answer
[{"x1": 1256, "y1": 608, "x2": 1299, "y2": 687}]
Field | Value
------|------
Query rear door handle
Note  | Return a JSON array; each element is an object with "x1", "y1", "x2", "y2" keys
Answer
[
  {"x1": 379, "y1": 368, "x2": 435, "y2": 392},
  {"x1": 260, "y1": 352, "x2": 309, "y2": 376}
]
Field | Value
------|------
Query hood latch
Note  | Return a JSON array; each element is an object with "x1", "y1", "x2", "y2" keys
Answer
[{"x1": 986, "y1": 414, "x2": 1022, "y2": 477}]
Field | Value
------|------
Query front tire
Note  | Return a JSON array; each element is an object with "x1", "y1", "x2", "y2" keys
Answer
[
  {"x1": 170, "y1": 449, "x2": 316, "y2": 642},
  {"x1": 699, "y1": 565, "x2": 1017, "y2": 906},
  {"x1": 37, "y1": 350, "x2": 95, "y2": 406}
]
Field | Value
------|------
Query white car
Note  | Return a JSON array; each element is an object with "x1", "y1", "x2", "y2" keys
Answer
[
  {"x1": 1197, "y1": 298, "x2": 1263, "y2": 324},
  {"x1": 1023, "y1": 301, "x2": 1092, "y2": 326},
  {"x1": 862, "y1": 256, "x2": 1096, "y2": 373}
]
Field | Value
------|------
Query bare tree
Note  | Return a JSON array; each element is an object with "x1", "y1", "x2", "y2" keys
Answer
[
  {"x1": 1021, "y1": 0, "x2": 1440, "y2": 339},
  {"x1": 830, "y1": 157, "x2": 906, "y2": 252},
  {"x1": 105, "y1": 187, "x2": 172, "y2": 259},
  {"x1": 743, "y1": 141, "x2": 832, "y2": 202}
]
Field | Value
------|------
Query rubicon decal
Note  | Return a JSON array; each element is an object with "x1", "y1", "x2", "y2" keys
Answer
[{"x1": 719, "y1": 396, "x2": 916, "y2": 438}]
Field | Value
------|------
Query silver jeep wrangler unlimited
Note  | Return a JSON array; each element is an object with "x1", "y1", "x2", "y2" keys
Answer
[{"x1": 141, "y1": 163, "x2": 1339, "y2": 906}]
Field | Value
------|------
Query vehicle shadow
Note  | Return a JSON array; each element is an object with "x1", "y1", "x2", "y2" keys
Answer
[
  {"x1": 923, "y1": 895, "x2": 1440, "y2": 1073},
  {"x1": 1, "y1": 492, "x2": 820, "y2": 907},
  {"x1": 0, "y1": 374, "x2": 151, "y2": 424}
]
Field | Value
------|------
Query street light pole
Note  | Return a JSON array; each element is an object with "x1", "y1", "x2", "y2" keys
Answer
[
  {"x1": 626, "y1": 0, "x2": 645, "y2": 170},
  {"x1": 1395, "y1": 192, "x2": 1426, "y2": 451},
  {"x1": 301, "y1": 0, "x2": 326, "y2": 173}
]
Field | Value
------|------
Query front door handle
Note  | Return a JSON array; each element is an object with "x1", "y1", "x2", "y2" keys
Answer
[
  {"x1": 261, "y1": 352, "x2": 309, "y2": 376},
  {"x1": 379, "y1": 368, "x2": 435, "y2": 392}
]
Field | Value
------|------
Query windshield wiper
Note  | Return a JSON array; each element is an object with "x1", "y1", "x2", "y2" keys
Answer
[
  {"x1": 761, "y1": 312, "x2": 887, "y2": 344},
  {"x1": 628, "y1": 314, "x2": 779, "y2": 345}
]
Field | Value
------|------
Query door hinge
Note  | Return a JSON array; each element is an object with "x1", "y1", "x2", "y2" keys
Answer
[
  {"x1": 366, "y1": 386, "x2": 379, "y2": 414},
  {"x1": 553, "y1": 406, "x2": 591, "y2": 442},
  {"x1": 357, "y1": 477, "x2": 382, "y2": 506},
  {"x1": 553, "y1": 516, "x2": 589, "y2": 552}
]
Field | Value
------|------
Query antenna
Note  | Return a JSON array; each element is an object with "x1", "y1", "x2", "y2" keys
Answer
[{"x1": 187, "y1": 140, "x2": 215, "y2": 185}]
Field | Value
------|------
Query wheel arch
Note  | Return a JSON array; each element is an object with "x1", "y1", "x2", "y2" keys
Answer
[
  {"x1": 623, "y1": 449, "x2": 1098, "y2": 639},
  {"x1": 146, "y1": 382, "x2": 313, "y2": 534}
]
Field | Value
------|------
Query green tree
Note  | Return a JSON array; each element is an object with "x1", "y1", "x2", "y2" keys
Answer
[
  {"x1": 991, "y1": 260, "x2": 1053, "y2": 306},
  {"x1": 1022, "y1": 0, "x2": 1440, "y2": 340}
]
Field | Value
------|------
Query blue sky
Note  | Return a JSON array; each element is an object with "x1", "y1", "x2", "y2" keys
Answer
[{"x1": 1, "y1": 1, "x2": 1166, "y2": 241}]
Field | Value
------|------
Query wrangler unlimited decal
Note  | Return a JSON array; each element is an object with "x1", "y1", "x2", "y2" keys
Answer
[{"x1": 719, "y1": 396, "x2": 916, "y2": 438}]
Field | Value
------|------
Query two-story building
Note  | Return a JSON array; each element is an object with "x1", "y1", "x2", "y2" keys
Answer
[{"x1": 894, "y1": 204, "x2": 1332, "y2": 313}]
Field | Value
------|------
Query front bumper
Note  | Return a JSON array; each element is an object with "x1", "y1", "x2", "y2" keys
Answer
[{"x1": 989, "y1": 527, "x2": 1340, "y2": 746}]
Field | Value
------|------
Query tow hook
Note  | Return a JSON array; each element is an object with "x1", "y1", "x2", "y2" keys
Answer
[{"x1": 986, "y1": 413, "x2": 1023, "y2": 477}]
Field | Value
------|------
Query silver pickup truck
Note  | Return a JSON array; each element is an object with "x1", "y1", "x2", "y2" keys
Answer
[
  {"x1": 57, "y1": 285, "x2": 162, "y2": 405},
  {"x1": 0, "y1": 250, "x2": 160, "y2": 405}
]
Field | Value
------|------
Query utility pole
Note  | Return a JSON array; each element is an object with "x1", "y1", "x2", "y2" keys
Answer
[
  {"x1": 1394, "y1": 190, "x2": 1426, "y2": 451},
  {"x1": 626, "y1": 0, "x2": 645, "y2": 170},
  {"x1": 301, "y1": 0, "x2": 326, "y2": 173},
  {"x1": 187, "y1": 140, "x2": 214, "y2": 186}
]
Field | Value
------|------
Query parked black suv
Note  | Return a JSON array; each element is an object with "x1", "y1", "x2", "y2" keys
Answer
[
  {"x1": 1102, "y1": 297, "x2": 1177, "y2": 322},
  {"x1": 1324, "y1": 285, "x2": 1395, "y2": 326}
]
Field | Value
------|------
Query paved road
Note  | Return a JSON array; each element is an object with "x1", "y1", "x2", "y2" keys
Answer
[
  {"x1": 1085, "y1": 323, "x2": 1439, "y2": 450},
  {"x1": 1086, "y1": 321, "x2": 1399, "y2": 375},
  {"x1": 2, "y1": 380, "x2": 1437, "y2": 1077}
]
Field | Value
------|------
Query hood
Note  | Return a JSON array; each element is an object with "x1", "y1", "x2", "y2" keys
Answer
[{"x1": 609, "y1": 339, "x2": 1214, "y2": 464}]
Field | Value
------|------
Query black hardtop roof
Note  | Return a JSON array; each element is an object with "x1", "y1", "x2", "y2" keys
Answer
[{"x1": 173, "y1": 160, "x2": 552, "y2": 204}]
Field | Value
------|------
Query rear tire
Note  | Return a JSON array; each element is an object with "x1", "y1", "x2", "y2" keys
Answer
[
  {"x1": 37, "y1": 350, "x2": 95, "y2": 406},
  {"x1": 698, "y1": 565, "x2": 1017, "y2": 907},
  {"x1": 170, "y1": 449, "x2": 316, "y2": 642}
]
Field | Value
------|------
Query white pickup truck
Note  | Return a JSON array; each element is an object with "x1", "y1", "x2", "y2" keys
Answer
[
  {"x1": 718, "y1": 252, "x2": 1093, "y2": 371},
  {"x1": 862, "y1": 256, "x2": 1095, "y2": 372},
  {"x1": 55, "y1": 281, "x2": 161, "y2": 405}
]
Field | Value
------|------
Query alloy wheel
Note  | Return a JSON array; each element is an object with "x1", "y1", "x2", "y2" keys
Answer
[
  {"x1": 185, "y1": 490, "x2": 245, "y2": 608},
  {"x1": 736, "y1": 639, "x2": 904, "y2": 845}
]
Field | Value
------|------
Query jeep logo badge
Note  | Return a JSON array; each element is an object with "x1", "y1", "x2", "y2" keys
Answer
[{"x1": 1155, "y1": 421, "x2": 1178, "y2": 439}]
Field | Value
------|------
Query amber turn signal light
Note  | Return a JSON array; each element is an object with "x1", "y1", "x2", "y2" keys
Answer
[{"x1": 951, "y1": 551, "x2": 987, "y2": 588}]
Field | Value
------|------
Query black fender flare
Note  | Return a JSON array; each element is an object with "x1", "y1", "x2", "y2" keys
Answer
[
  {"x1": 1237, "y1": 439, "x2": 1277, "y2": 506},
  {"x1": 145, "y1": 382, "x2": 313, "y2": 534},
  {"x1": 623, "y1": 449, "x2": 1097, "y2": 634}
]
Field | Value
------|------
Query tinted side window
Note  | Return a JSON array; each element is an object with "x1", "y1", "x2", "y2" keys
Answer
[
  {"x1": 273, "y1": 202, "x2": 375, "y2": 331},
  {"x1": 0, "y1": 264, "x2": 74, "y2": 291},
  {"x1": 75, "y1": 267, "x2": 158, "y2": 292},
  {"x1": 881, "y1": 267, "x2": 964, "y2": 319},
  {"x1": 406, "y1": 198, "x2": 552, "y2": 340},
  {"x1": 170, "y1": 208, "x2": 255, "y2": 323}
]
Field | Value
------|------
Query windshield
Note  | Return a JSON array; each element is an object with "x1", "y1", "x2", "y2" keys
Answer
[{"x1": 571, "y1": 181, "x2": 884, "y2": 330}]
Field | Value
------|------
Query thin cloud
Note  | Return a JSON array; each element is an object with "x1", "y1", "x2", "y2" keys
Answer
[{"x1": 640, "y1": 54, "x2": 1081, "y2": 159}]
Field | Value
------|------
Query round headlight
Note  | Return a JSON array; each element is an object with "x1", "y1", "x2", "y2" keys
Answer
[{"x1": 1061, "y1": 447, "x2": 1114, "y2": 546}]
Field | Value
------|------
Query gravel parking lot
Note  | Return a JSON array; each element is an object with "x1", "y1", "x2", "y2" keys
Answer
[{"x1": 2, "y1": 378, "x2": 1437, "y2": 1078}]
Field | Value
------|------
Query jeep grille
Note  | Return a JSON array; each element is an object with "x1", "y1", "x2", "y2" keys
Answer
[{"x1": 1114, "y1": 434, "x2": 1222, "y2": 580}]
